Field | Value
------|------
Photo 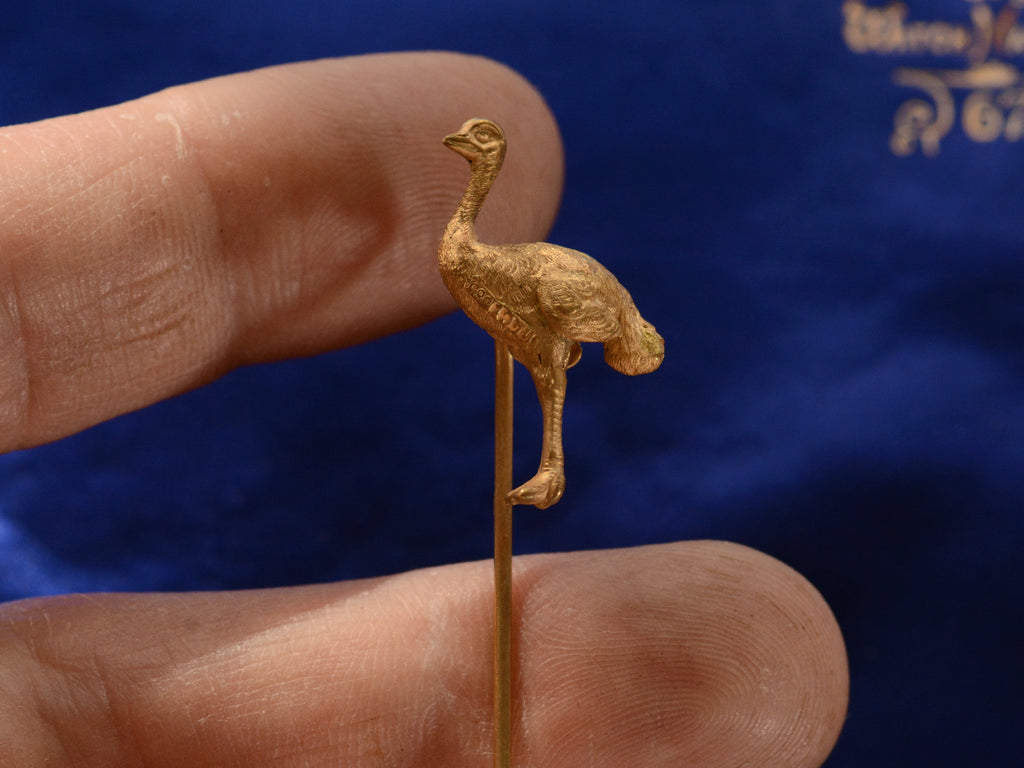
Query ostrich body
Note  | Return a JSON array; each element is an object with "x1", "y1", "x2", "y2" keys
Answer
[{"x1": 439, "y1": 118, "x2": 664, "y2": 509}]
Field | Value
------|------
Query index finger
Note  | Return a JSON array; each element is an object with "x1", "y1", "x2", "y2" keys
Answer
[{"x1": 0, "y1": 52, "x2": 564, "y2": 452}]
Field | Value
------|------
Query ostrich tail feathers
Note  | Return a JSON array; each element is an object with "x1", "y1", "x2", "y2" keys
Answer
[{"x1": 604, "y1": 322, "x2": 664, "y2": 376}]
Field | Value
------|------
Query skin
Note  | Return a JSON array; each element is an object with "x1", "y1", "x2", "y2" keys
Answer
[{"x1": 0, "y1": 53, "x2": 848, "y2": 766}]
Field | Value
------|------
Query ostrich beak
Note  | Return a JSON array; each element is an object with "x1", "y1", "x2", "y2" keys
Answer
[{"x1": 444, "y1": 133, "x2": 477, "y2": 160}]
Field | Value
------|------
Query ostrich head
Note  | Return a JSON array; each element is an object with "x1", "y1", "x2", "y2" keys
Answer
[{"x1": 443, "y1": 118, "x2": 506, "y2": 166}]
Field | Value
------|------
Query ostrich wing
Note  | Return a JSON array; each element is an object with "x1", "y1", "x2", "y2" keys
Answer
[{"x1": 532, "y1": 244, "x2": 623, "y2": 343}]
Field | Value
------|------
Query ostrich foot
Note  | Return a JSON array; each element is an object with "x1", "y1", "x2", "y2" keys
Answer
[{"x1": 506, "y1": 467, "x2": 565, "y2": 509}]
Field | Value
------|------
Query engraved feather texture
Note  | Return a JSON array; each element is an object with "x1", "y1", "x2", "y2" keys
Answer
[{"x1": 439, "y1": 118, "x2": 664, "y2": 508}]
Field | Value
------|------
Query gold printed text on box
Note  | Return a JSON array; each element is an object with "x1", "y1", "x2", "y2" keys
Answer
[{"x1": 842, "y1": 0, "x2": 1024, "y2": 155}]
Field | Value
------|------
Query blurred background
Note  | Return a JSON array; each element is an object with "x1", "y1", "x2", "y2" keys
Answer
[{"x1": 1, "y1": 1, "x2": 1021, "y2": 765}]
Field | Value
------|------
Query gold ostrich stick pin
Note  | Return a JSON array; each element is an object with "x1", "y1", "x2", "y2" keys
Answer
[{"x1": 438, "y1": 118, "x2": 664, "y2": 768}]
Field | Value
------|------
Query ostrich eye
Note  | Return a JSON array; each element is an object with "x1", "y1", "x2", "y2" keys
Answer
[{"x1": 475, "y1": 129, "x2": 493, "y2": 143}]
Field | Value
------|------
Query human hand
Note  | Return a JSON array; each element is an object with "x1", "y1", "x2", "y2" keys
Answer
[{"x1": 0, "y1": 53, "x2": 847, "y2": 766}]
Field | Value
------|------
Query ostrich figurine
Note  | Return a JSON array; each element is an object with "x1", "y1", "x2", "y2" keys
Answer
[
  {"x1": 438, "y1": 118, "x2": 664, "y2": 510},
  {"x1": 438, "y1": 118, "x2": 664, "y2": 768}
]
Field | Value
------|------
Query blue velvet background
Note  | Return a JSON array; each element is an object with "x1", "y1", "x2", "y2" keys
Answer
[{"x1": 1, "y1": 1, "x2": 1022, "y2": 765}]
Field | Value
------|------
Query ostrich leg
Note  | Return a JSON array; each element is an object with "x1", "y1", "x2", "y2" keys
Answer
[{"x1": 507, "y1": 365, "x2": 567, "y2": 509}]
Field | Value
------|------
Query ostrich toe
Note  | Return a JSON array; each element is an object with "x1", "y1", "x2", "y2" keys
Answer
[{"x1": 506, "y1": 467, "x2": 565, "y2": 509}]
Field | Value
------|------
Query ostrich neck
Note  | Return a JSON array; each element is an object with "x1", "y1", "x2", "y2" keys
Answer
[{"x1": 448, "y1": 155, "x2": 502, "y2": 235}]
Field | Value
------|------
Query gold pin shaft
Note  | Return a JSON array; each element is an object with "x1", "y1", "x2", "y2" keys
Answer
[{"x1": 493, "y1": 340, "x2": 514, "y2": 768}]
